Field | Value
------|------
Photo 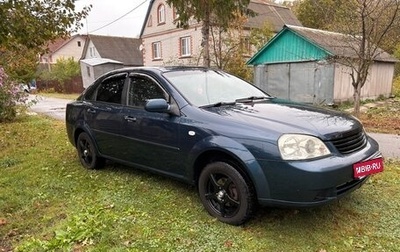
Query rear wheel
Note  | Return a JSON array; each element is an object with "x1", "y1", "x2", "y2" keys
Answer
[
  {"x1": 198, "y1": 162, "x2": 255, "y2": 225},
  {"x1": 76, "y1": 132, "x2": 105, "y2": 169}
]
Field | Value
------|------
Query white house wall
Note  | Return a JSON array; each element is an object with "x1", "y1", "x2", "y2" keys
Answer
[
  {"x1": 368, "y1": 62, "x2": 394, "y2": 98},
  {"x1": 143, "y1": 27, "x2": 203, "y2": 66},
  {"x1": 83, "y1": 40, "x2": 101, "y2": 59},
  {"x1": 141, "y1": 0, "x2": 203, "y2": 66},
  {"x1": 333, "y1": 62, "x2": 394, "y2": 103},
  {"x1": 80, "y1": 63, "x2": 95, "y2": 89},
  {"x1": 51, "y1": 36, "x2": 86, "y2": 62},
  {"x1": 80, "y1": 62, "x2": 124, "y2": 88}
]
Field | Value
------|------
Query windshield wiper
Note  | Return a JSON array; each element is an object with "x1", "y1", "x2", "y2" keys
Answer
[
  {"x1": 235, "y1": 96, "x2": 271, "y2": 103},
  {"x1": 200, "y1": 101, "x2": 236, "y2": 108}
]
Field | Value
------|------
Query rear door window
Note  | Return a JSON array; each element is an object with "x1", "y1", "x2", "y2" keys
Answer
[
  {"x1": 128, "y1": 75, "x2": 166, "y2": 107},
  {"x1": 96, "y1": 74, "x2": 127, "y2": 104}
]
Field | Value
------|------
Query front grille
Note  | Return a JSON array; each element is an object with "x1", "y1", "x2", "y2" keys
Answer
[
  {"x1": 330, "y1": 129, "x2": 367, "y2": 155},
  {"x1": 313, "y1": 177, "x2": 369, "y2": 201},
  {"x1": 336, "y1": 177, "x2": 367, "y2": 196}
]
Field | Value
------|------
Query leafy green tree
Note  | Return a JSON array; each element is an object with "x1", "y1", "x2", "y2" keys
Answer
[
  {"x1": 0, "y1": 0, "x2": 90, "y2": 82},
  {"x1": 294, "y1": 0, "x2": 400, "y2": 54},
  {"x1": 0, "y1": 67, "x2": 28, "y2": 122},
  {"x1": 293, "y1": 0, "x2": 349, "y2": 30},
  {"x1": 294, "y1": 0, "x2": 400, "y2": 116},
  {"x1": 166, "y1": 0, "x2": 251, "y2": 67},
  {"x1": 0, "y1": 0, "x2": 90, "y2": 52},
  {"x1": 1, "y1": 45, "x2": 38, "y2": 83},
  {"x1": 333, "y1": 0, "x2": 400, "y2": 116},
  {"x1": 0, "y1": 0, "x2": 89, "y2": 121},
  {"x1": 208, "y1": 11, "x2": 274, "y2": 81},
  {"x1": 393, "y1": 43, "x2": 400, "y2": 76},
  {"x1": 208, "y1": 12, "x2": 253, "y2": 80},
  {"x1": 51, "y1": 58, "x2": 81, "y2": 84},
  {"x1": 249, "y1": 22, "x2": 274, "y2": 51},
  {"x1": 39, "y1": 58, "x2": 81, "y2": 92}
]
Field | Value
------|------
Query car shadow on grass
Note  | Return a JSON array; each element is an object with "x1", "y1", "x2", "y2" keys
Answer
[{"x1": 93, "y1": 160, "x2": 359, "y2": 230}]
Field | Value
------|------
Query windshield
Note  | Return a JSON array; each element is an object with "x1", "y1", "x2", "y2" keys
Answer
[{"x1": 163, "y1": 69, "x2": 269, "y2": 107}]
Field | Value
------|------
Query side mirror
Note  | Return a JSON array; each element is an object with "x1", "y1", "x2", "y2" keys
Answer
[{"x1": 145, "y1": 99, "x2": 171, "y2": 113}]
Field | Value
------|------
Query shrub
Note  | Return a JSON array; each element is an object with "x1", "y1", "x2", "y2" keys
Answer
[
  {"x1": 38, "y1": 58, "x2": 81, "y2": 93},
  {"x1": 0, "y1": 67, "x2": 28, "y2": 122},
  {"x1": 393, "y1": 76, "x2": 400, "y2": 97}
]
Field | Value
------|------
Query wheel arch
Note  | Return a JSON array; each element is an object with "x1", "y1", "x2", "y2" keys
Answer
[
  {"x1": 193, "y1": 150, "x2": 249, "y2": 184},
  {"x1": 188, "y1": 136, "x2": 271, "y2": 200},
  {"x1": 73, "y1": 127, "x2": 85, "y2": 146},
  {"x1": 72, "y1": 125, "x2": 102, "y2": 158}
]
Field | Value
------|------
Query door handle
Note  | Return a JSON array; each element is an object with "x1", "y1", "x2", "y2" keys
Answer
[
  {"x1": 87, "y1": 108, "x2": 96, "y2": 114},
  {"x1": 124, "y1": 116, "x2": 137, "y2": 122}
]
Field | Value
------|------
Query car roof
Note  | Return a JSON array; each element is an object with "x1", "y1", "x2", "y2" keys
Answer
[{"x1": 103, "y1": 66, "x2": 214, "y2": 75}]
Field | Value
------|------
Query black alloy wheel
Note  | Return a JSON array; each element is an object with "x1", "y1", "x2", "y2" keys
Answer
[
  {"x1": 198, "y1": 161, "x2": 255, "y2": 225},
  {"x1": 76, "y1": 132, "x2": 105, "y2": 169}
]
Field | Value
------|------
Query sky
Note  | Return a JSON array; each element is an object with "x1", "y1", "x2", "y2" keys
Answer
[
  {"x1": 75, "y1": 0, "x2": 151, "y2": 38},
  {"x1": 73, "y1": 0, "x2": 295, "y2": 38}
]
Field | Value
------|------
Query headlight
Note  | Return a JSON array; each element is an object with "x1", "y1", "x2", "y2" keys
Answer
[{"x1": 278, "y1": 134, "x2": 331, "y2": 160}]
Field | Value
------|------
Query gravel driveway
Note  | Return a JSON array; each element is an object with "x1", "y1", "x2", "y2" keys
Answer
[{"x1": 28, "y1": 95, "x2": 71, "y2": 121}]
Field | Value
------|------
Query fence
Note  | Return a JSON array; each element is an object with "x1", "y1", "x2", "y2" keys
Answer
[{"x1": 36, "y1": 76, "x2": 84, "y2": 93}]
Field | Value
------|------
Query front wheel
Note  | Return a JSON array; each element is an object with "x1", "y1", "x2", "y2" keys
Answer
[
  {"x1": 76, "y1": 132, "x2": 105, "y2": 169},
  {"x1": 198, "y1": 162, "x2": 255, "y2": 225}
]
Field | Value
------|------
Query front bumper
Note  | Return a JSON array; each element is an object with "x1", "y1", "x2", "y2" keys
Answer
[{"x1": 255, "y1": 143, "x2": 382, "y2": 207}]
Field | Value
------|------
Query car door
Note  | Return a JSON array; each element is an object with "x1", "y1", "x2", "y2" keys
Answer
[
  {"x1": 120, "y1": 74, "x2": 183, "y2": 176},
  {"x1": 84, "y1": 73, "x2": 128, "y2": 158}
]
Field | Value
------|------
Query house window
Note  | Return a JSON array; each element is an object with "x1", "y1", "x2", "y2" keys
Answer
[
  {"x1": 152, "y1": 42, "x2": 162, "y2": 60},
  {"x1": 147, "y1": 14, "x2": 153, "y2": 27},
  {"x1": 86, "y1": 66, "x2": 91, "y2": 77},
  {"x1": 180, "y1": 37, "x2": 191, "y2": 57},
  {"x1": 157, "y1": 4, "x2": 166, "y2": 24},
  {"x1": 89, "y1": 47, "x2": 96, "y2": 57},
  {"x1": 77, "y1": 41, "x2": 81, "y2": 47}
]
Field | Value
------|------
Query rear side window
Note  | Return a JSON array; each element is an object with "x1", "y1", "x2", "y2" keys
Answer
[
  {"x1": 128, "y1": 75, "x2": 166, "y2": 107},
  {"x1": 96, "y1": 74, "x2": 126, "y2": 104}
]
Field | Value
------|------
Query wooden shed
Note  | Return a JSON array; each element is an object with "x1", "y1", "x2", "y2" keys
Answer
[
  {"x1": 247, "y1": 25, "x2": 397, "y2": 104},
  {"x1": 80, "y1": 58, "x2": 123, "y2": 88}
]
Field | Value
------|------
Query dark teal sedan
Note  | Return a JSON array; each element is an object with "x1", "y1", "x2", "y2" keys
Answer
[{"x1": 66, "y1": 67, "x2": 383, "y2": 225}]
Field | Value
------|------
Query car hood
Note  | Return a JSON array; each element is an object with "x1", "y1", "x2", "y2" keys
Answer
[{"x1": 201, "y1": 99, "x2": 362, "y2": 140}]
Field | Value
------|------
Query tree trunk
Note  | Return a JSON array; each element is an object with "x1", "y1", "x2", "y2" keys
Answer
[
  {"x1": 353, "y1": 83, "x2": 362, "y2": 117},
  {"x1": 201, "y1": 6, "x2": 211, "y2": 67}
]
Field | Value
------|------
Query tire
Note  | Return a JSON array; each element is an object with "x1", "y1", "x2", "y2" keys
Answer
[
  {"x1": 76, "y1": 132, "x2": 105, "y2": 169},
  {"x1": 198, "y1": 161, "x2": 255, "y2": 225}
]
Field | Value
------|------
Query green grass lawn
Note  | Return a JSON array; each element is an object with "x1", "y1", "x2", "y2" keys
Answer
[{"x1": 1, "y1": 115, "x2": 399, "y2": 251}]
